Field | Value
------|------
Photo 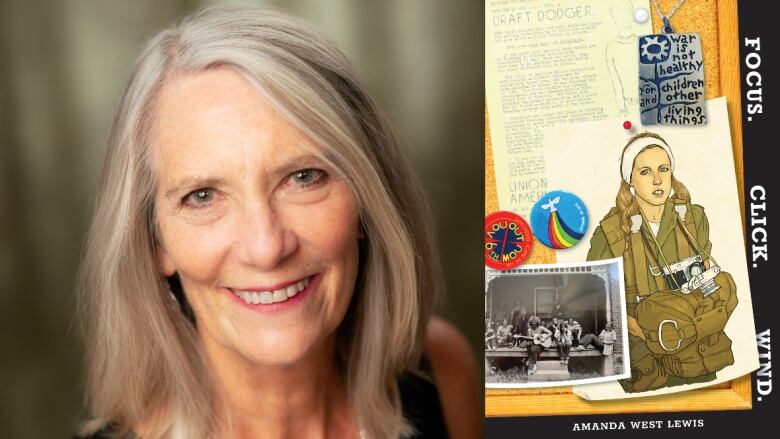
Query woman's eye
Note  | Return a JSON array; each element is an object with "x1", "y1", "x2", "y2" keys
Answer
[
  {"x1": 659, "y1": 165, "x2": 670, "y2": 172},
  {"x1": 290, "y1": 168, "x2": 327, "y2": 188},
  {"x1": 183, "y1": 188, "x2": 215, "y2": 207},
  {"x1": 640, "y1": 168, "x2": 651, "y2": 176}
]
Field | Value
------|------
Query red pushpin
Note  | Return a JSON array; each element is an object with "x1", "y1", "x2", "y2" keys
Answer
[{"x1": 623, "y1": 120, "x2": 632, "y2": 130}]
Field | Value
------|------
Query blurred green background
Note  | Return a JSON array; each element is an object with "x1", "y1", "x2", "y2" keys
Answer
[{"x1": 0, "y1": 0, "x2": 483, "y2": 436}]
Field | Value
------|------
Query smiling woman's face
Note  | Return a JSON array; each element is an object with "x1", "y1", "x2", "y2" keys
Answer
[
  {"x1": 150, "y1": 67, "x2": 361, "y2": 367},
  {"x1": 630, "y1": 146, "x2": 672, "y2": 208}
]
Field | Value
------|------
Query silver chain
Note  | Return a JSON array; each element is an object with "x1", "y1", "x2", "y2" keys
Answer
[{"x1": 651, "y1": 0, "x2": 686, "y2": 21}]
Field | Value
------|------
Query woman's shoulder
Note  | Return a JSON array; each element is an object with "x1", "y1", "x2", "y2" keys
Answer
[
  {"x1": 589, "y1": 207, "x2": 621, "y2": 241},
  {"x1": 689, "y1": 203, "x2": 707, "y2": 219},
  {"x1": 423, "y1": 316, "x2": 480, "y2": 439},
  {"x1": 425, "y1": 317, "x2": 477, "y2": 382},
  {"x1": 670, "y1": 198, "x2": 706, "y2": 216}
]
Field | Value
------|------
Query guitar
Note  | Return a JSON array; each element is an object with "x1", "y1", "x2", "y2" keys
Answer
[{"x1": 516, "y1": 333, "x2": 554, "y2": 348}]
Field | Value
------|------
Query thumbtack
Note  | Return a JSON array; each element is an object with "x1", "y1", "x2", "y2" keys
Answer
[{"x1": 634, "y1": 8, "x2": 649, "y2": 24}]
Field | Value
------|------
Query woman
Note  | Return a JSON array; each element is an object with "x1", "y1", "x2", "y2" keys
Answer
[
  {"x1": 555, "y1": 322, "x2": 572, "y2": 364},
  {"x1": 566, "y1": 317, "x2": 581, "y2": 348},
  {"x1": 576, "y1": 322, "x2": 617, "y2": 355},
  {"x1": 587, "y1": 132, "x2": 733, "y2": 392},
  {"x1": 509, "y1": 300, "x2": 526, "y2": 347},
  {"x1": 76, "y1": 7, "x2": 478, "y2": 438},
  {"x1": 509, "y1": 300, "x2": 526, "y2": 337},
  {"x1": 496, "y1": 319, "x2": 513, "y2": 348},
  {"x1": 485, "y1": 318, "x2": 496, "y2": 351}
]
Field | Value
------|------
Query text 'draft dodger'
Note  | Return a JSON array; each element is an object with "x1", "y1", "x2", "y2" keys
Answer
[{"x1": 639, "y1": 33, "x2": 706, "y2": 125}]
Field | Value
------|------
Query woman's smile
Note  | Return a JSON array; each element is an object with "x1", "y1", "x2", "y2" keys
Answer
[{"x1": 226, "y1": 273, "x2": 319, "y2": 309}]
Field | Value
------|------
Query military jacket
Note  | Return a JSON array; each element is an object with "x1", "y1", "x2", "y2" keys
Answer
[
  {"x1": 586, "y1": 199, "x2": 733, "y2": 390},
  {"x1": 587, "y1": 199, "x2": 711, "y2": 317}
]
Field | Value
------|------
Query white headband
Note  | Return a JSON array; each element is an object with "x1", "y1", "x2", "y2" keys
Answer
[{"x1": 620, "y1": 136, "x2": 675, "y2": 184}]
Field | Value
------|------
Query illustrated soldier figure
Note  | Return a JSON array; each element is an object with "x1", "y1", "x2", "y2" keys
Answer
[{"x1": 587, "y1": 133, "x2": 737, "y2": 392}]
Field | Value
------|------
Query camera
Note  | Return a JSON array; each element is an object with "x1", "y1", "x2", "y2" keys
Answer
[{"x1": 655, "y1": 255, "x2": 721, "y2": 296}]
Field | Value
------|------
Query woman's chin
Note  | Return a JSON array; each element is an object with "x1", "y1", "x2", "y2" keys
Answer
[
  {"x1": 639, "y1": 195, "x2": 668, "y2": 207},
  {"x1": 232, "y1": 330, "x2": 330, "y2": 368}
]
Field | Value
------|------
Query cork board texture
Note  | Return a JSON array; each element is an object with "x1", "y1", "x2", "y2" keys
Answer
[{"x1": 485, "y1": 0, "x2": 750, "y2": 416}]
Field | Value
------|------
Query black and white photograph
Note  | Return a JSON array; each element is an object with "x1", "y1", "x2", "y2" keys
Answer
[{"x1": 485, "y1": 258, "x2": 630, "y2": 388}]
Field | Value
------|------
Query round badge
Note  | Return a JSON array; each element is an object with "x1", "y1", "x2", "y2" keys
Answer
[
  {"x1": 530, "y1": 190, "x2": 589, "y2": 249},
  {"x1": 485, "y1": 211, "x2": 533, "y2": 270}
]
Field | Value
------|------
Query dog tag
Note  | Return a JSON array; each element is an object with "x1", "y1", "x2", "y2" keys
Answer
[{"x1": 638, "y1": 21, "x2": 706, "y2": 126}]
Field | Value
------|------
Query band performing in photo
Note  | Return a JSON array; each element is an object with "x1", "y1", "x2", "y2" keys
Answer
[{"x1": 485, "y1": 259, "x2": 630, "y2": 388}]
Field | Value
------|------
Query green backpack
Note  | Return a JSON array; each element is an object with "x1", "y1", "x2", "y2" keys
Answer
[{"x1": 600, "y1": 201, "x2": 737, "y2": 392}]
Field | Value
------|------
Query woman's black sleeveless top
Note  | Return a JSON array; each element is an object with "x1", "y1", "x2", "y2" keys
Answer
[{"x1": 74, "y1": 370, "x2": 448, "y2": 438}]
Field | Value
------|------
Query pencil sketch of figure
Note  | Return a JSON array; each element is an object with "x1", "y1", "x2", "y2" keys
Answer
[{"x1": 606, "y1": 0, "x2": 641, "y2": 117}]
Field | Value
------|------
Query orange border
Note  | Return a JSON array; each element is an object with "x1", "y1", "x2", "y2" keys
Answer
[{"x1": 485, "y1": 0, "x2": 752, "y2": 417}]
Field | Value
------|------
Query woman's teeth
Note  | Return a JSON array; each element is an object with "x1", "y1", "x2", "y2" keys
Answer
[{"x1": 233, "y1": 278, "x2": 310, "y2": 305}]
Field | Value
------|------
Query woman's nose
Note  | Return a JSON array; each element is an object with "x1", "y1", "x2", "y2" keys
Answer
[
  {"x1": 236, "y1": 205, "x2": 297, "y2": 270},
  {"x1": 652, "y1": 171, "x2": 662, "y2": 184}
]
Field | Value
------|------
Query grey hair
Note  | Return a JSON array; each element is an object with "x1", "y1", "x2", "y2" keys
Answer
[{"x1": 78, "y1": 6, "x2": 441, "y2": 439}]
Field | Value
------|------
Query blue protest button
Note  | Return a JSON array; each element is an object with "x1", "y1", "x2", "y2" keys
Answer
[{"x1": 530, "y1": 190, "x2": 589, "y2": 249}]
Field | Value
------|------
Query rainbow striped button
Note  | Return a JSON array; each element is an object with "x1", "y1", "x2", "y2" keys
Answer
[{"x1": 530, "y1": 190, "x2": 589, "y2": 249}]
